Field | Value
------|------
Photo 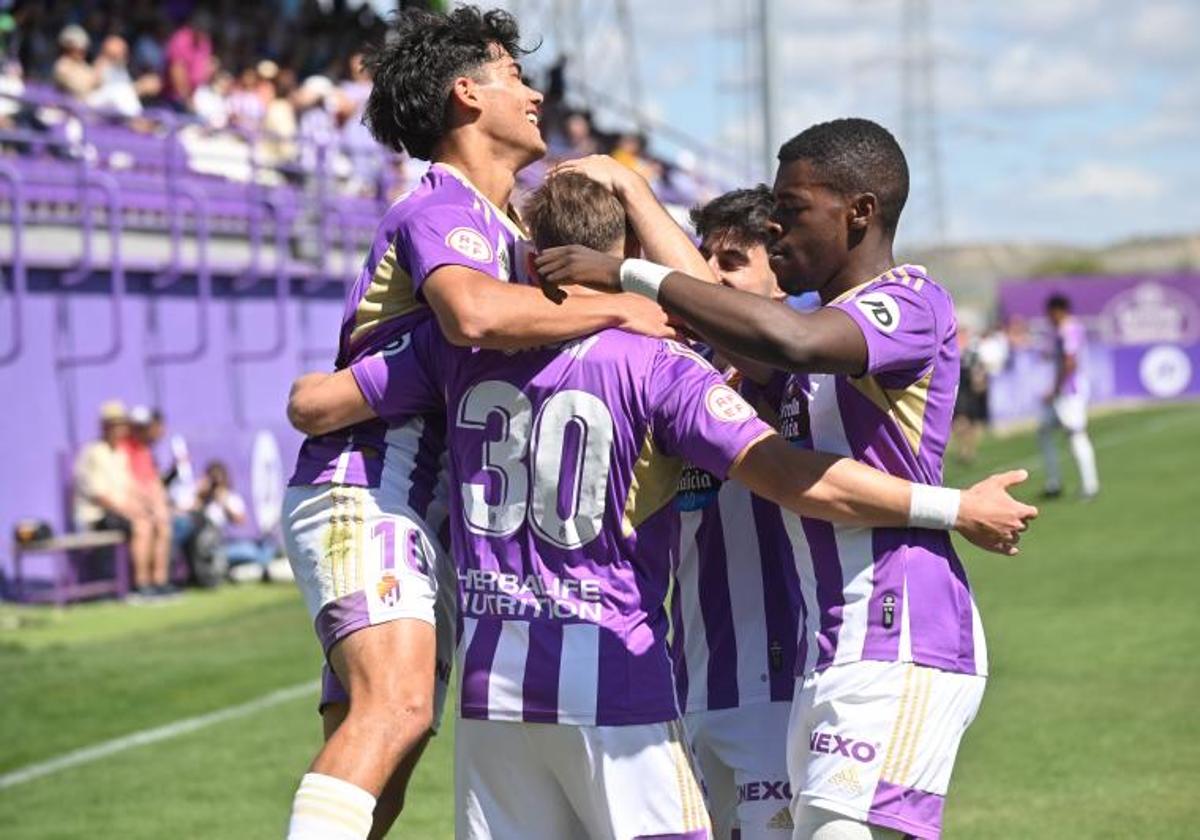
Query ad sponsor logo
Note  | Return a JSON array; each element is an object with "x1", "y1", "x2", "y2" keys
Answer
[
  {"x1": 855, "y1": 293, "x2": 901, "y2": 334},
  {"x1": 1100, "y1": 281, "x2": 1200, "y2": 346},
  {"x1": 736, "y1": 780, "x2": 792, "y2": 803},
  {"x1": 459, "y1": 568, "x2": 604, "y2": 621},
  {"x1": 809, "y1": 730, "x2": 879, "y2": 763}
]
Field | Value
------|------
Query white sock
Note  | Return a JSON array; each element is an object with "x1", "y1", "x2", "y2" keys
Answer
[
  {"x1": 1069, "y1": 431, "x2": 1100, "y2": 495},
  {"x1": 287, "y1": 772, "x2": 376, "y2": 840},
  {"x1": 1038, "y1": 422, "x2": 1062, "y2": 491}
]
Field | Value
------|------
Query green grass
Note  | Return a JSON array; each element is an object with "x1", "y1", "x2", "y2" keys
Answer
[{"x1": 1, "y1": 402, "x2": 1197, "y2": 838}]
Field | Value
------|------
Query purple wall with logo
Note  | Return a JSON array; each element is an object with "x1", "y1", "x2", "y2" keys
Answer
[
  {"x1": 0, "y1": 269, "x2": 346, "y2": 592},
  {"x1": 990, "y1": 275, "x2": 1200, "y2": 425}
]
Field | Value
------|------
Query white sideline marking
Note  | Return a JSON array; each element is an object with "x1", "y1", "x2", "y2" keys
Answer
[{"x1": 0, "y1": 680, "x2": 319, "y2": 790}]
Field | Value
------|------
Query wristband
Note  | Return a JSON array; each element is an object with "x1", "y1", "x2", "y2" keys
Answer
[
  {"x1": 908, "y1": 484, "x2": 961, "y2": 531},
  {"x1": 619, "y1": 259, "x2": 673, "y2": 302}
]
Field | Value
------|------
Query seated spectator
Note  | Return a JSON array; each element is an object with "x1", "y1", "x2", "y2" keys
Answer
[
  {"x1": 192, "y1": 64, "x2": 233, "y2": 129},
  {"x1": 123, "y1": 406, "x2": 175, "y2": 595},
  {"x1": 609, "y1": 131, "x2": 661, "y2": 187},
  {"x1": 88, "y1": 35, "x2": 160, "y2": 119},
  {"x1": 52, "y1": 25, "x2": 98, "y2": 100},
  {"x1": 259, "y1": 66, "x2": 298, "y2": 167},
  {"x1": 228, "y1": 64, "x2": 265, "y2": 131},
  {"x1": 0, "y1": 59, "x2": 24, "y2": 130},
  {"x1": 72, "y1": 401, "x2": 167, "y2": 599}
]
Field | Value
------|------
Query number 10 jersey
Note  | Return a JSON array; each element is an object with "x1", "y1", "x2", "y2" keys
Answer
[{"x1": 351, "y1": 324, "x2": 773, "y2": 726}]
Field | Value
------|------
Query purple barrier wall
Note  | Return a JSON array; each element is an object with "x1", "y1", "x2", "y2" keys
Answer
[
  {"x1": 990, "y1": 275, "x2": 1200, "y2": 425},
  {"x1": 0, "y1": 271, "x2": 345, "y2": 593}
]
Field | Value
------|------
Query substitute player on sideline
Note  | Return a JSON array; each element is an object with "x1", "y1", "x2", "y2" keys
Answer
[
  {"x1": 290, "y1": 172, "x2": 1036, "y2": 840},
  {"x1": 536, "y1": 118, "x2": 1023, "y2": 840},
  {"x1": 1037, "y1": 293, "x2": 1099, "y2": 499},
  {"x1": 281, "y1": 8, "x2": 674, "y2": 840},
  {"x1": 674, "y1": 186, "x2": 800, "y2": 839}
]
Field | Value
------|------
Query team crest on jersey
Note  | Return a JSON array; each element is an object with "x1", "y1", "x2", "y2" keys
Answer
[
  {"x1": 445, "y1": 227, "x2": 494, "y2": 264},
  {"x1": 705, "y1": 383, "x2": 755, "y2": 422},
  {"x1": 380, "y1": 332, "x2": 412, "y2": 357},
  {"x1": 855, "y1": 292, "x2": 901, "y2": 334},
  {"x1": 376, "y1": 572, "x2": 401, "y2": 607}
]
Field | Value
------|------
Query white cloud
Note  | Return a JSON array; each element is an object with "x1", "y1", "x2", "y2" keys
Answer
[
  {"x1": 987, "y1": 43, "x2": 1119, "y2": 107},
  {"x1": 1039, "y1": 162, "x2": 1165, "y2": 201},
  {"x1": 1128, "y1": 2, "x2": 1200, "y2": 59}
]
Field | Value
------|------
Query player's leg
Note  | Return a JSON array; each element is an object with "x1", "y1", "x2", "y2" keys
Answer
[
  {"x1": 793, "y1": 812, "x2": 903, "y2": 840},
  {"x1": 455, "y1": 719, "x2": 580, "y2": 840},
  {"x1": 283, "y1": 484, "x2": 442, "y2": 840},
  {"x1": 788, "y1": 661, "x2": 986, "y2": 840},
  {"x1": 549, "y1": 718, "x2": 711, "y2": 840},
  {"x1": 320, "y1": 691, "x2": 432, "y2": 838},
  {"x1": 1037, "y1": 402, "x2": 1063, "y2": 495},
  {"x1": 1056, "y1": 395, "x2": 1100, "y2": 497},
  {"x1": 686, "y1": 710, "x2": 737, "y2": 838},
  {"x1": 708, "y1": 703, "x2": 793, "y2": 839}
]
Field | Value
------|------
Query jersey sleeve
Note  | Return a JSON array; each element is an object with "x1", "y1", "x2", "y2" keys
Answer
[
  {"x1": 834, "y1": 281, "x2": 940, "y2": 377},
  {"x1": 394, "y1": 202, "x2": 499, "y2": 296},
  {"x1": 646, "y1": 341, "x2": 773, "y2": 479},
  {"x1": 350, "y1": 322, "x2": 446, "y2": 423}
]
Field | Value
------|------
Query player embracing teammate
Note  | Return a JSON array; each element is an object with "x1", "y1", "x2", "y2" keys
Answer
[
  {"x1": 279, "y1": 4, "x2": 1037, "y2": 840},
  {"x1": 538, "y1": 119, "x2": 1033, "y2": 839}
]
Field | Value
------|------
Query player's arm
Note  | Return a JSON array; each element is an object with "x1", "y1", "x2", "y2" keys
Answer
[
  {"x1": 729, "y1": 433, "x2": 1038, "y2": 555},
  {"x1": 422, "y1": 265, "x2": 672, "y2": 350},
  {"x1": 533, "y1": 249, "x2": 867, "y2": 375},
  {"x1": 287, "y1": 370, "x2": 376, "y2": 437},
  {"x1": 551, "y1": 155, "x2": 716, "y2": 283}
]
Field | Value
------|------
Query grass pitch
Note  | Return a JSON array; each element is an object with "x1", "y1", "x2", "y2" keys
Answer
[{"x1": 1, "y1": 401, "x2": 1197, "y2": 838}]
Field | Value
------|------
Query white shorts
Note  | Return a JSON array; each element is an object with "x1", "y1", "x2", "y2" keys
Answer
[
  {"x1": 787, "y1": 661, "x2": 986, "y2": 840},
  {"x1": 1041, "y1": 394, "x2": 1089, "y2": 433},
  {"x1": 686, "y1": 703, "x2": 793, "y2": 839},
  {"x1": 456, "y1": 717, "x2": 711, "y2": 840},
  {"x1": 282, "y1": 483, "x2": 455, "y2": 727}
]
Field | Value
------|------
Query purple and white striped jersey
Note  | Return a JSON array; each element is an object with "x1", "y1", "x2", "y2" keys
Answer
[
  {"x1": 1053, "y1": 316, "x2": 1088, "y2": 398},
  {"x1": 288, "y1": 162, "x2": 527, "y2": 493},
  {"x1": 671, "y1": 368, "x2": 803, "y2": 713},
  {"x1": 352, "y1": 326, "x2": 774, "y2": 726},
  {"x1": 777, "y1": 265, "x2": 987, "y2": 679}
]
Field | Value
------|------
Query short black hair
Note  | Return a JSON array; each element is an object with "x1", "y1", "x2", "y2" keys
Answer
[
  {"x1": 689, "y1": 185, "x2": 775, "y2": 248},
  {"x1": 777, "y1": 118, "x2": 909, "y2": 234},
  {"x1": 362, "y1": 5, "x2": 531, "y2": 160},
  {"x1": 1046, "y1": 293, "x2": 1071, "y2": 312}
]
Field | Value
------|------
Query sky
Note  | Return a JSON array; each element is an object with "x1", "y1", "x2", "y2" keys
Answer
[{"x1": 496, "y1": 0, "x2": 1200, "y2": 249}]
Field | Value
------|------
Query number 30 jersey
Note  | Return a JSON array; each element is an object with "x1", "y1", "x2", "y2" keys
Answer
[{"x1": 351, "y1": 323, "x2": 774, "y2": 726}]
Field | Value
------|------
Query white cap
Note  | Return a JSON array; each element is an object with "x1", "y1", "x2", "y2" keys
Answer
[
  {"x1": 59, "y1": 24, "x2": 90, "y2": 51},
  {"x1": 129, "y1": 405, "x2": 153, "y2": 425}
]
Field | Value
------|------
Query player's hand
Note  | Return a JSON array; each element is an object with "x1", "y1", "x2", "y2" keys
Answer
[
  {"x1": 955, "y1": 469, "x2": 1039, "y2": 556},
  {"x1": 615, "y1": 293, "x2": 677, "y2": 341},
  {"x1": 549, "y1": 154, "x2": 640, "y2": 195},
  {"x1": 534, "y1": 245, "x2": 624, "y2": 293}
]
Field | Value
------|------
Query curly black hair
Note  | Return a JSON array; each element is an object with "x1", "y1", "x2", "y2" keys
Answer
[
  {"x1": 689, "y1": 185, "x2": 775, "y2": 248},
  {"x1": 778, "y1": 118, "x2": 909, "y2": 234},
  {"x1": 362, "y1": 5, "x2": 533, "y2": 160}
]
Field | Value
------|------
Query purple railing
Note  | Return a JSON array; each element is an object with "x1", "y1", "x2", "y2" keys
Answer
[{"x1": 0, "y1": 161, "x2": 26, "y2": 367}]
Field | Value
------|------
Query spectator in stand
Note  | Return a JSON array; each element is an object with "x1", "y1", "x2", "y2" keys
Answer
[
  {"x1": 295, "y1": 74, "x2": 336, "y2": 172},
  {"x1": 72, "y1": 401, "x2": 159, "y2": 598},
  {"x1": 89, "y1": 35, "x2": 160, "y2": 119},
  {"x1": 0, "y1": 58, "x2": 24, "y2": 129},
  {"x1": 123, "y1": 406, "x2": 175, "y2": 595},
  {"x1": 610, "y1": 131, "x2": 662, "y2": 188},
  {"x1": 193, "y1": 64, "x2": 233, "y2": 129},
  {"x1": 259, "y1": 66, "x2": 299, "y2": 167},
  {"x1": 162, "y1": 9, "x2": 213, "y2": 111},
  {"x1": 550, "y1": 109, "x2": 599, "y2": 159},
  {"x1": 334, "y1": 51, "x2": 378, "y2": 194},
  {"x1": 52, "y1": 24, "x2": 97, "y2": 99},
  {"x1": 228, "y1": 64, "x2": 266, "y2": 131}
]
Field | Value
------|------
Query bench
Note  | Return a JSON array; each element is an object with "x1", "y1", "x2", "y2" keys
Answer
[{"x1": 11, "y1": 530, "x2": 130, "y2": 606}]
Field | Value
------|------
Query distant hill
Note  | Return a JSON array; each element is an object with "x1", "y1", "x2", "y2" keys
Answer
[{"x1": 901, "y1": 232, "x2": 1200, "y2": 314}]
